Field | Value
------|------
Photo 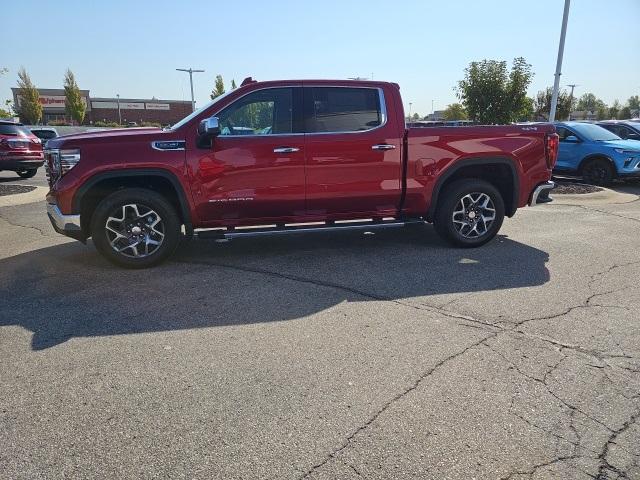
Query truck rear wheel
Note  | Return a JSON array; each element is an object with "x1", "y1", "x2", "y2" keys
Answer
[
  {"x1": 90, "y1": 188, "x2": 181, "y2": 268},
  {"x1": 433, "y1": 179, "x2": 505, "y2": 248}
]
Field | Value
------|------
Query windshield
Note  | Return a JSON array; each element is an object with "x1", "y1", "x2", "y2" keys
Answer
[
  {"x1": 570, "y1": 123, "x2": 621, "y2": 141},
  {"x1": 169, "y1": 90, "x2": 235, "y2": 130}
]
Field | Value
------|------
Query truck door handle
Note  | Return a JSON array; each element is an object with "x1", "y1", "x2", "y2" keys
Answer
[
  {"x1": 371, "y1": 144, "x2": 396, "y2": 150},
  {"x1": 273, "y1": 147, "x2": 300, "y2": 153}
]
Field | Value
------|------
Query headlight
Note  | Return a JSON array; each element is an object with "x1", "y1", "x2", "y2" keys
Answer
[
  {"x1": 46, "y1": 148, "x2": 81, "y2": 178},
  {"x1": 59, "y1": 149, "x2": 81, "y2": 174},
  {"x1": 614, "y1": 148, "x2": 640, "y2": 155}
]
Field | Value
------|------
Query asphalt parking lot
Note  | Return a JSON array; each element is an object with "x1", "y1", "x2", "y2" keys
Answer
[{"x1": 1, "y1": 170, "x2": 639, "y2": 479}]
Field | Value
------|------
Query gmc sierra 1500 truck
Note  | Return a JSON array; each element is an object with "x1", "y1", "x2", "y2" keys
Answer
[{"x1": 45, "y1": 78, "x2": 558, "y2": 268}]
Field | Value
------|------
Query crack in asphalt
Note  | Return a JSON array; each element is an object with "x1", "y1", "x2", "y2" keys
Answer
[
  {"x1": 297, "y1": 334, "x2": 496, "y2": 479},
  {"x1": 486, "y1": 343, "x2": 616, "y2": 436},
  {"x1": 596, "y1": 404, "x2": 640, "y2": 480},
  {"x1": 0, "y1": 212, "x2": 50, "y2": 237},
  {"x1": 579, "y1": 205, "x2": 640, "y2": 225},
  {"x1": 172, "y1": 256, "x2": 640, "y2": 479},
  {"x1": 499, "y1": 453, "x2": 583, "y2": 480}
]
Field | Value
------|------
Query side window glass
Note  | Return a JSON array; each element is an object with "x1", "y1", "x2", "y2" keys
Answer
[
  {"x1": 218, "y1": 88, "x2": 293, "y2": 136},
  {"x1": 556, "y1": 127, "x2": 569, "y2": 141},
  {"x1": 618, "y1": 127, "x2": 630, "y2": 139},
  {"x1": 309, "y1": 87, "x2": 382, "y2": 133}
]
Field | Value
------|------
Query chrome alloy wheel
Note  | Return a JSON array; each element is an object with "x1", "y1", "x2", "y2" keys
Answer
[
  {"x1": 451, "y1": 192, "x2": 496, "y2": 239},
  {"x1": 105, "y1": 204, "x2": 165, "y2": 258}
]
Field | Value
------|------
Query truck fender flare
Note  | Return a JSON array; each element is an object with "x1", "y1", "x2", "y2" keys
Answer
[
  {"x1": 72, "y1": 168, "x2": 193, "y2": 234},
  {"x1": 578, "y1": 154, "x2": 617, "y2": 175},
  {"x1": 426, "y1": 157, "x2": 519, "y2": 220}
]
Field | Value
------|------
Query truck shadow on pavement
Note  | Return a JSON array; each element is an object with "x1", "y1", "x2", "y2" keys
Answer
[{"x1": 0, "y1": 225, "x2": 549, "y2": 350}]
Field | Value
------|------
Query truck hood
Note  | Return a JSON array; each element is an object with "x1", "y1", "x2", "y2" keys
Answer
[
  {"x1": 46, "y1": 127, "x2": 162, "y2": 148},
  {"x1": 600, "y1": 139, "x2": 640, "y2": 152}
]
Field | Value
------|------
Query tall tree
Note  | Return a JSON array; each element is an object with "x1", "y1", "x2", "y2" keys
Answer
[
  {"x1": 211, "y1": 75, "x2": 225, "y2": 99},
  {"x1": 442, "y1": 103, "x2": 468, "y2": 120},
  {"x1": 15, "y1": 67, "x2": 42, "y2": 124},
  {"x1": 534, "y1": 87, "x2": 572, "y2": 121},
  {"x1": 619, "y1": 106, "x2": 632, "y2": 119},
  {"x1": 64, "y1": 69, "x2": 86, "y2": 125},
  {"x1": 596, "y1": 104, "x2": 609, "y2": 120},
  {"x1": 576, "y1": 93, "x2": 606, "y2": 113},
  {"x1": 608, "y1": 100, "x2": 621, "y2": 120},
  {"x1": 231, "y1": 79, "x2": 237, "y2": 90},
  {"x1": 627, "y1": 95, "x2": 640, "y2": 118},
  {"x1": 456, "y1": 57, "x2": 533, "y2": 124}
]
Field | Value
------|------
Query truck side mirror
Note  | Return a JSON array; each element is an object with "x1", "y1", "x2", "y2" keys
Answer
[
  {"x1": 564, "y1": 135, "x2": 579, "y2": 143},
  {"x1": 198, "y1": 116, "x2": 220, "y2": 137}
]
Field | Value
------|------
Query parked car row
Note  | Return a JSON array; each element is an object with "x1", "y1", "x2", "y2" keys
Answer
[
  {"x1": 0, "y1": 124, "x2": 59, "y2": 179},
  {"x1": 553, "y1": 121, "x2": 640, "y2": 185}
]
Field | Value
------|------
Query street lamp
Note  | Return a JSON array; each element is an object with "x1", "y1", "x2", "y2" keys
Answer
[
  {"x1": 116, "y1": 94, "x2": 121, "y2": 125},
  {"x1": 176, "y1": 67, "x2": 205, "y2": 112},
  {"x1": 408, "y1": 102, "x2": 412, "y2": 122},
  {"x1": 549, "y1": 0, "x2": 571, "y2": 122}
]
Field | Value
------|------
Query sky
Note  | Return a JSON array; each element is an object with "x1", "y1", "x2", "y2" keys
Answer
[{"x1": 2, "y1": 0, "x2": 639, "y2": 117}]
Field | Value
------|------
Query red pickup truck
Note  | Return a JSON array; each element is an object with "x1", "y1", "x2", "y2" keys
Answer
[{"x1": 45, "y1": 78, "x2": 557, "y2": 268}]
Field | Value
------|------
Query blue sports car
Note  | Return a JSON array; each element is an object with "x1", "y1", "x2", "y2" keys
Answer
[{"x1": 554, "y1": 121, "x2": 640, "y2": 185}]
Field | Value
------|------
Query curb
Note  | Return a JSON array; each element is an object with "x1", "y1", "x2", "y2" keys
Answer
[
  {"x1": 553, "y1": 187, "x2": 638, "y2": 206},
  {"x1": 0, "y1": 186, "x2": 48, "y2": 208}
]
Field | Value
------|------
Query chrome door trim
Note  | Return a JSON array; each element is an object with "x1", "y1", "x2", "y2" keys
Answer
[
  {"x1": 151, "y1": 140, "x2": 186, "y2": 151},
  {"x1": 273, "y1": 147, "x2": 300, "y2": 153},
  {"x1": 371, "y1": 144, "x2": 396, "y2": 150}
]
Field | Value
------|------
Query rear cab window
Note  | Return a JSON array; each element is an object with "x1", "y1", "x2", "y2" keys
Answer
[{"x1": 305, "y1": 87, "x2": 383, "y2": 133}]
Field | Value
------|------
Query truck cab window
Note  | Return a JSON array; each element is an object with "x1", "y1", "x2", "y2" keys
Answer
[
  {"x1": 308, "y1": 87, "x2": 382, "y2": 133},
  {"x1": 217, "y1": 88, "x2": 293, "y2": 136}
]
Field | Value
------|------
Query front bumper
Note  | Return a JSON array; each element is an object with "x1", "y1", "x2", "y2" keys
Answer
[
  {"x1": 46, "y1": 203, "x2": 86, "y2": 242},
  {"x1": 529, "y1": 181, "x2": 555, "y2": 206}
]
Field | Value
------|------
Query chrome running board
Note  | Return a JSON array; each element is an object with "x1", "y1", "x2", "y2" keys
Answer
[{"x1": 195, "y1": 218, "x2": 425, "y2": 240}]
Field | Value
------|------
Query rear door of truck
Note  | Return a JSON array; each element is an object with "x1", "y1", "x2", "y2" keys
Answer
[{"x1": 302, "y1": 84, "x2": 403, "y2": 217}]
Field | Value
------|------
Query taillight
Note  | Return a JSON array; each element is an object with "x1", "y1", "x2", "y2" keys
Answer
[{"x1": 545, "y1": 133, "x2": 559, "y2": 169}]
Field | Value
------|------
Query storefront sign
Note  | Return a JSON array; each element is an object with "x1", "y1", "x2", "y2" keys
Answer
[{"x1": 145, "y1": 103, "x2": 170, "y2": 110}]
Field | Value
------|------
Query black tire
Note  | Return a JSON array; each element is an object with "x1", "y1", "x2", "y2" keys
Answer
[
  {"x1": 433, "y1": 178, "x2": 505, "y2": 248},
  {"x1": 581, "y1": 158, "x2": 614, "y2": 186},
  {"x1": 17, "y1": 169, "x2": 37, "y2": 179},
  {"x1": 90, "y1": 188, "x2": 181, "y2": 268}
]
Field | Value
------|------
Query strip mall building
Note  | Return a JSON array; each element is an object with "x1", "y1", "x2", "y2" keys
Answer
[{"x1": 11, "y1": 88, "x2": 192, "y2": 126}]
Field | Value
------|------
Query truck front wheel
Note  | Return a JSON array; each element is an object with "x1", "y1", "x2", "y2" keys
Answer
[
  {"x1": 434, "y1": 179, "x2": 505, "y2": 248},
  {"x1": 90, "y1": 188, "x2": 181, "y2": 268}
]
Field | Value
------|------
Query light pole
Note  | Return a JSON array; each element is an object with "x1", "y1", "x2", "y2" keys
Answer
[
  {"x1": 566, "y1": 84, "x2": 578, "y2": 120},
  {"x1": 176, "y1": 67, "x2": 205, "y2": 112},
  {"x1": 549, "y1": 0, "x2": 571, "y2": 122},
  {"x1": 116, "y1": 94, "x2": 121, "y2": 125},
  {"x1": 408, "y1": 102, "x2": 412, "y2": 122},
  {"x1": 431, "y1": 99, "x2": 434, "y2": 116}
]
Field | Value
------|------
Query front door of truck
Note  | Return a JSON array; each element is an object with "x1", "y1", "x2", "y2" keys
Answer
[
  {"x1": 190, "y1": 86, "x2": 306, "y2": 223},
  {"x1": 302, "y1": 86, "x2": 403, "y2": 217}
]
